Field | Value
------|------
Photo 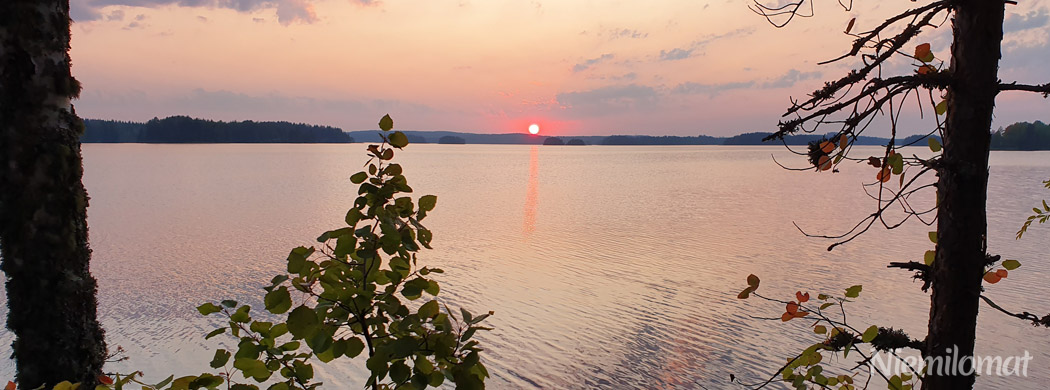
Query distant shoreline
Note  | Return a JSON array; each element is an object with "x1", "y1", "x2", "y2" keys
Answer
[{"x1": 82, "y1": 116, "x2": 1050, "y2": 150}]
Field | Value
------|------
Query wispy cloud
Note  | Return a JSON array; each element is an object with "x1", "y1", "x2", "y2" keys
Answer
[
  {"x1": 672, "y1": 69, "x2": 821, "y2": 96},
  {"x1": 556, "y1": 84, "x2": 658, "y2": 115},
  {"x1": 657, "y1": 27, "x2": 755, "y2": 61},
  {"x1": 659, "y1": 48, "x2": 694, "y2": 61},
  {"x1": 572, "y1": 53, "x2": 615, "y2": 73},
  {"x1": 70, "y1": 0, "x2": 377, "y2": 25}
]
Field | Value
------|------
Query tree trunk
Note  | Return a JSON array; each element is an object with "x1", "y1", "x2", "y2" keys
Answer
[
  {"x1": 924, "y1": 1, "x2": 1003, "y2": 389},
  {"x1": 0, "y1": 1, "x2": 107, "y2": 388}
]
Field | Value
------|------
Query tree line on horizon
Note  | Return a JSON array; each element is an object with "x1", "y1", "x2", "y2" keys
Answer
[
  {"x1": 82, "y1": 116, "x2": 352, "y2": 143},
  {"x1": 81, "y1": 116, "x2": 1050, "y2": 150}
]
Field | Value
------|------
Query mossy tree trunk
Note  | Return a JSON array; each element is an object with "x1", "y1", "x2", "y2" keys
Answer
[
  {"x1": 0, "y1": 1, "x2": 107, "y2": 388},
  {"x1": 924, "y1": 1, "x2": 1004, "y2": 389}
]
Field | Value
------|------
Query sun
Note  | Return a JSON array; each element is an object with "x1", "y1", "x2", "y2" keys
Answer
[{"x1": 528, "y1": 124, "x2": 540, "y2": 134}]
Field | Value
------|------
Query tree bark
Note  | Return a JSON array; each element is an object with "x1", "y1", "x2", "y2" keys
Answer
[
  {"x1": 0, "y1": 1, "x2": 107, "y2": 388},
  {"x1": 924, "y1": 1, "x2": 1003, "y2": 389}
]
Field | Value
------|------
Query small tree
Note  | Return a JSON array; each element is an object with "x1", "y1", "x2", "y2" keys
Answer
[
  {"x1": 0, "y1": 0, "x2": 107, "y2": 388},
  {"x1": 739, "y1": 0, "x2": 1050, "y2": 389},
  {"x1": 195, "y1": 115, "x2": 492, "y2": 390}
]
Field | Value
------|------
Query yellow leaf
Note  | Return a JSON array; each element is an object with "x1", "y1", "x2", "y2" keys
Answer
[{"x1": 935, "y1": 100, "x2": 948, "y2": 115}]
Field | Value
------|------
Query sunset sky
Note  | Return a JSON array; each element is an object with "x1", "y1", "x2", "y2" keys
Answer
[{"x1": 69, "y1": 0, "x2": 1050, "y2": 136}]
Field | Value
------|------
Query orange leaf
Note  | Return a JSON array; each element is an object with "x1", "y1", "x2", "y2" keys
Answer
[
  {"x1": 818, "y1": 155, "x2": 832, "y2": 171},
  {"x1": 99, "y1": 375, "x2": 114, "y2": 385},
  {"x1": 820, "y1": 141, "x2": 835, "y2": 154},
  {"x1": 984, "y1": 272, "x2": 1002, "y2": 284},
  {"x1": 917, "y1": 65, "x2": 936, "y2": 75},
  {"x1": 996, "y1": 269, "x2": 1008, "y2": 278},
  {"x1": 845, "y1": 18, "x2": 856, "y2": 34},
  {"x1": 877, "y1": 167, "x2": 892, "y2": 183},
  {"x1": 915, "y1": 43, "x2": 934, "y2": 62},
  {"x1": 786, "y1": 301, "x2": 800, "y2": 315},
  {"x1": 781, "y1": 312, "x2": 794, "y2": 322},
  {"x1": 796, "y1": 291, "x2": 810, "y2": 303},
  {"x1": 793, "y1": 311, "x2": 810, "y2": 318},
  {"x1": 6, "y1": 381, "x2": 15, "y2": 390},
  {"x1": 839, "y1": 135, "x2": 849, "y2": 150}
]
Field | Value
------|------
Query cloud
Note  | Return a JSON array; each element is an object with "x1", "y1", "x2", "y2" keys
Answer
[
  {"x1": 105, "y1": 9, "x2": 125, "y2": 21},
  {"x1": 672, "y1": 69, "x2": 821, "y2": 96},
  {"x1": 572, "y1": 53, "x2": 614, "y2": 72},
  {"x1": 70, "y1": 0, "x2": 373, "y2": 24},
  {"x1": 607, "y1": 28, "x2": 647, "y2": 40},
  {"x1": 760, "y1": 69, "x2": 821, "y2": 89},
  {"x1": 657, "y1": 27, "x2": 754, "y2": 62},
  {"x1": 556, "y1": 84, "x2": 659, "y2": 115},
  {"x1": 659, "y1": 48, "x2": 694, "y2": 61},
  {"x1": 275, "y1": 0, "x2": 317, "y2": 25},
  {"x1": 672, "y1": 81, "x2": 754, "y2": 96},
  {"x1": 1004, "y1": 8, "x2": 1049, "y2": 33}
]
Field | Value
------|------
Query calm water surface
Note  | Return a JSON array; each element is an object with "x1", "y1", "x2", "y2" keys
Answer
[{"x1": 1, "y1": 144, "x2": 1048, "y2": 389}]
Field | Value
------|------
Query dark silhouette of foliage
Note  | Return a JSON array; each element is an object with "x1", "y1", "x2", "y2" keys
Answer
[
  {"x1": 990, "y1": 121, "x2": 1050, "y2": 150},
  {"x1": 566, "y1": 139, "x2": 586, "y2": 145},
  {"x1": 542, "y1": 137, "x2": 564, "y2": 145},
  {"x1": 437, "y1": 135, "x2": 466, "y2": 144},
  {"x1": 135, "y1": 116, "x2": 351, "y2": 143}
]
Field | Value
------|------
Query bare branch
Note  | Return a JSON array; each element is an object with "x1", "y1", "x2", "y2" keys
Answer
[
  {"x1": 979, "y1": 295, "x2": 1050, "y2": 327},
  {"x1": 998, "y1": 81, "x2": 1050, "y2": 96}
]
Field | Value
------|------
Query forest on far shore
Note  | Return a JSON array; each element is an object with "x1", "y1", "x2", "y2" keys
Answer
[
  {"x1": 81, "y1": 116, "x2": 1050, "y2": 150},
  {"x1": 81, "y1": 116, "x2": 352, "y2": 143}
]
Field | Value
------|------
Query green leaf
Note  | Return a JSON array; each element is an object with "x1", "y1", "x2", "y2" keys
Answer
[
  {"x1": 889, "y1": 153, "x2": 904, "y2": 175},
  {"x1": 233, "y1": 358, "x2": 271, "y2": 382},
  {"x1": 928, "y1": 137, "x2": 942, "y2": 152},
  {"x1": 205, "y1": 327, "x2": 227, "y2": 340},
  {"x1": 389, "y1": 131, "x2": 409, "y2": 148},
  {"x1": 345, "y1": 208, "x2": 364, "y2": 227},
  {"x1": 924, "y1": 250, "x2": 936, "y2": 266},
  {"x1": 210, "y1": 349, "x2": 231, "y2": 368},
  {"x1": 418, "y1": 300, "x2": 440, "y2": 319},
  {"x1": 814, "y1": 325, "x2": 827, "y2": 334},
  {"x1": 287, "y1": 305, "x2": 319, "y2": 339},
  {"x1": 345, "y1": 337, "x2": 365, "y2": 358},
  {"x1": 379, "y1": 114, "x2": 394, "y2": 131},
  {"x1": 230, "y1": 305, "x2": 251, "y2": 323},
  {"x1": 928, "y1": 231, "x2": 937, "y2": 243},
  {"x1": 264, "y1": 286, "x2": 292, "y2": 314},
  {"x1": 845, "y1": 285, "x2": 862, "y2": 298},
  {"x1": 419, "y1": 195, "x2": 437, "y2": 212},
  {"x1": 286, "y1": 246, "x2": 313, "y2": 274},
  {"x1": 221, "y1": 300, "x2": 238, "y2": 308},
  {"x1": 153, "y1": 375, "x2": 175, "y2": 389},
  {"x1": 1002, "y1": 259, "x2": 1021, "y2": 270},
  {"x1": 935, "y1": 99, "x2": 947, "y2": 115},
  {"x1": 197, "y1": 302, "x2": 222, "y2": 316},
  {"x1": 350, "y1": 172, "x2": 368, "y2": 184},
  {"x1": 862, "y1": 325, "x2": 879, "y2": 343}
]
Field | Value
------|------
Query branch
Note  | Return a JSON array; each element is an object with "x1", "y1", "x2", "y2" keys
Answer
[
  {"x1": 998, "y1": 81, "x2": 1050, "y2": 96},
  {"x1": 979, "y1": 295, "x2": 1050, "y2": 327}
]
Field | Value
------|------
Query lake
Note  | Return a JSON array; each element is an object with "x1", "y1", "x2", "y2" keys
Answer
[{"x1": 1, "y1": 144, "x2": 1048, "y2": 389}]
